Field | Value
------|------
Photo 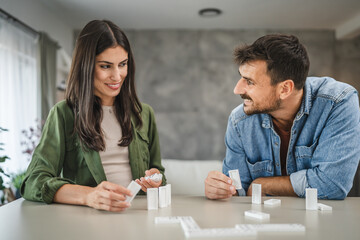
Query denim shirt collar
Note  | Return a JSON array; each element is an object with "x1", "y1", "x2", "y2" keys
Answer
[
  {"x1": 297, "y1": 80, "x2": 312, "y2": 119},
  {"x1": 261, "y1": 79, "x2": 312, "y2": 128}
]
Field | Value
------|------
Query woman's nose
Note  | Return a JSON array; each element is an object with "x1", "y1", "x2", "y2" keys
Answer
[{"x1": 110, "y1": 68, "x2": 122, "y2": 82}]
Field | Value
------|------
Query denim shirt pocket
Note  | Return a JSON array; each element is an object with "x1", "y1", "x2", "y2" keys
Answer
[
  {"x1": 294, "y1": 138, "x2": 318, "y2": 170},
  {"x1": 246, "y1": 159, "x2": 273, "y2": 179}
]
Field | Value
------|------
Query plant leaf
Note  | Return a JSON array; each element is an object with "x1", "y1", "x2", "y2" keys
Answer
[
  {"x1": 0, "y1": 127, "x2": 8, "y2": 132},
  {"x1": 0, "y1": 156, "x2": 10, "y2": 162}
]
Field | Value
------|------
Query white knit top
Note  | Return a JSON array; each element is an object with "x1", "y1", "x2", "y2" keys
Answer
[{"x1": 99, "y1": 105, "x2": 132, "y2": 187}]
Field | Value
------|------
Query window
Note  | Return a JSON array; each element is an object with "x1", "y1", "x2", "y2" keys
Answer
[{"x1": 0, "y1": 16, "x2": 40, "y2": 174}]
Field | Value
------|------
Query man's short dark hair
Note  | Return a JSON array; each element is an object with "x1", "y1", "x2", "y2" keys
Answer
[{"x1": 234, "y1": 34, "x2": 310, "y2": 90}]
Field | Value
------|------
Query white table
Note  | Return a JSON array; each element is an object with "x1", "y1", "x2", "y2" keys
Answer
[{"x1": 1, "y1": 196, "x2": 359, "y2": 240}]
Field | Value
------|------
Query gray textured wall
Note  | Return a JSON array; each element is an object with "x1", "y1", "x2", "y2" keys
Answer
[{"x1": 121, "y1": 30, "x2": 360, "y2": 161}]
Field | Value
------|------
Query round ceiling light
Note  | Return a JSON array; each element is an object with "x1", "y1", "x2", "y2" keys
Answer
[{"x1": 199, "y1": 8, "x2": 222, "y2": 17}]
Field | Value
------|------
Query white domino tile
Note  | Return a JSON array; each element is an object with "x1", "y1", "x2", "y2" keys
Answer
[
  {"x1": 155, "y1": 216, "x2": 182, "y2": 224},
  {"x1": 317, "y1": 203, "x2": 332, "y2": 211},
  {"x1": 306, "y1": 188, "x2": 318, "y2": 210},
  {"x1": 228, "y1": 169, "x2": 243, "y2": 190},
  {"x1": 252, "y1": 184, "x2": 262, "y2": 204},
  {"x1": 155, "y1": 215, "x2": 305, "y2": 239},
  {"x1": 147, "y1": 188, "x2": 158, "y2": 210},
  {"x1": 236, "y1": 224, "x2": 305, "y2": 232},
  {"x1": 179, "y1": 216, "x2": 201, "y2": 232},
  {"x1": 264, "y1": 199, "x2": 281, "y2": 206},
  {"x1": 125, "y1": 180, "x2": 141, "y2": 203},
  {"x1": 244, "y1": 210, "x2": 270, "y2": 220},
  {"x1": 155, "y1": 216, "x2": 183, "y2": 224},
  {"x1": 166, "y1": 184, "x2": 171, "y2": 206},
  {"x1": 159, "y1": 186, "x2": 167, "y2": 208},
  {"x1": 184, "y1": 228, "x2": 257, "y2": 238}
]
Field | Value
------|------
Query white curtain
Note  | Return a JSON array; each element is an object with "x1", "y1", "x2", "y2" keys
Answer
[{"x1": 0, "y1": 17, "x2": 40, "y2": 176}]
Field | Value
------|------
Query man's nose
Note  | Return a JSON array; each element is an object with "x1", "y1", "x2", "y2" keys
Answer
[{"x1": 233, "y1": 78, "x2": 245, "y2": 95}]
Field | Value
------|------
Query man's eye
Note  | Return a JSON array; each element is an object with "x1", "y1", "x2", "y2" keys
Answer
[{"x1": 247, "y1": 79, "x2": 253, "y2": 85}]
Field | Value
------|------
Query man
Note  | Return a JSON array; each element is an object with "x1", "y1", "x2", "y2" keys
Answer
[{"x1": 205, "y1": 34, "x2": 360, "y2": 200}]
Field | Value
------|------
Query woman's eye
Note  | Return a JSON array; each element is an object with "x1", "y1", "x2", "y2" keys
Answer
[
  {"x1": 100, "y1": 65, "x2": 111, "y2": 69},
  {"x1": 119, "y1": 62, "x2": 127, "y2": 67}
]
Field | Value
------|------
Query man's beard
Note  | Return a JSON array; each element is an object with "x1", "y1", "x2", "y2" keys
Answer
[{"x1": 240, "y1": 93, "x2": 281, "y2": 115}]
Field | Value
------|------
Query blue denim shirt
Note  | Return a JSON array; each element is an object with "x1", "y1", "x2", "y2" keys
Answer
[{"x1": 223, "y1": 77, "x2": 360, "y2": 200}]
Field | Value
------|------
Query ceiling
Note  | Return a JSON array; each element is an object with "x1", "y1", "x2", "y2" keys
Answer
[{"x1": 40, "y1": 0, "x2": 360, "y2": 39}]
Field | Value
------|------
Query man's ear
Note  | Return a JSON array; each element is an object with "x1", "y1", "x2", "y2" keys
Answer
[{"x1": 278, "y1": 80, "x2": 294, "y2": 100}]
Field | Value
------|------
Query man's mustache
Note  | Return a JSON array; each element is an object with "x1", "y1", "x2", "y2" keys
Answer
[{"x1": 240, "y1": 94, "x2": 252, "y2": 101}]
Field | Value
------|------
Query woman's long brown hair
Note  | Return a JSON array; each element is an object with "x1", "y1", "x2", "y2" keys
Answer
[{"x1": 65, "y1": 20, "x2": 142, "y2": 151}]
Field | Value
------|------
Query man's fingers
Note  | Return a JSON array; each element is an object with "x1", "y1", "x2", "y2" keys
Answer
[
  {"x1": 208, "y1": 171, "x2": 232, "y2": 184},
  {"x1": 205, "y1": 175, "x2": 233, "y2": 192},
  {"x1": 205, "y1": 189, "x2": 232, "y2": 200},
  {"x1": 206, "y1": 185, "x2": 232, "y2": 195},
  {"x1": 205, "y1": 171, "x2": 237, "y2": 199}
]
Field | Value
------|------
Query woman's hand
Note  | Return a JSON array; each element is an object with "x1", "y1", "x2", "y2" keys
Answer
[
  {"x1": 85, "y1": 181, "x2": 132, "y2": 212},
  {"x1": 135, "y1": 168, "x2": 162, "y2": 192}
]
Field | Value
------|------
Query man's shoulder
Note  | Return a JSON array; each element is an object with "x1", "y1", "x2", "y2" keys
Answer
[{"x1": 306, "y1": 77, "x2": 357, "y2": 103}]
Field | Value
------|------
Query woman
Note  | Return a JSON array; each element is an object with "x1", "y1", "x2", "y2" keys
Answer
[{"x1": 21, "y1": 20, "x2": 166, "y2": 212}]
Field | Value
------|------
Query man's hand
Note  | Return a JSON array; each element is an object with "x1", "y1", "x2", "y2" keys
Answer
[
  {"x1": 135, "y1": 168, "x2": 162, "y2": 192},
  {"x1": 85, "y1": 181, "x2": 132, "y2": 212},
  {"x1": 205, "y1": 171, "x2": 237, "y2": 199}
]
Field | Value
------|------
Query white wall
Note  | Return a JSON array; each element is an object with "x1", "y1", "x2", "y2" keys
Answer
[{"x1": 1, "y1": 0, "x2": 73, "y2": 55}]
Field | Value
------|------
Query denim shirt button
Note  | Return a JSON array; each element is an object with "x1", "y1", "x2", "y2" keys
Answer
[
  {"x1": 274, "y1": 142, "x2": 279, "y2": 146},
  {"x1": 293, "y1": 130, "x2": 297, "y2": 135}
]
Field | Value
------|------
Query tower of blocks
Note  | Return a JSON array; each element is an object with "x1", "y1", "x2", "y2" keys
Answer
[
  {"x1": 143, "y1": 173, "x2": 171, "y2": 210},
  {"x1": 147, "y1": 184, "x2": 171, "y2": 210},
  {"x1": 124, "y1": 173, "x2": 172, "y2": 210}
]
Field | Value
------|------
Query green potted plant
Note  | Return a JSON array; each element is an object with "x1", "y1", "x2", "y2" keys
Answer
[
  {"x1": 0, "y1": 127, "x2": 14, "y2": 205},
  {"x1": 8, "y1": 119, "x2": 44, "y2": 199},
  {"x1": 11, "y1": 171, "x2": 26, "y2": 199}
]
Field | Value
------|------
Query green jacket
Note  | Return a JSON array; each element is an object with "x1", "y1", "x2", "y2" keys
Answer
[{"x1": 21, "y1": 100, "x2": 166, "y2": 203}]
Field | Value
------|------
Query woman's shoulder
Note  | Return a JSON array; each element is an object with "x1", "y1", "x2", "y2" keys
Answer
[
  {"x1": 48, "y1": 100, "x2": 74, "y2": 120},
  {"x1": 133, "y1": 103, "x2": 156, "y2": 130},
  {"x1": 141, "y1": 102, "x2": 154, "y2": 114},
  {"x1": 139, "y1": 102, "x2": 155, "y2": 118}
]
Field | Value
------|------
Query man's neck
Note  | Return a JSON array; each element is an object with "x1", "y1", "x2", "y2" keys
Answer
[{"x1": 270, "y1": 88, "x2": 304, "y2": 131}]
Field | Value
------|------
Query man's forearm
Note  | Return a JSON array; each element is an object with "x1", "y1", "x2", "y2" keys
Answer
[{"x1": 248, "y1": 176, "x2": 298, "y2": 196}]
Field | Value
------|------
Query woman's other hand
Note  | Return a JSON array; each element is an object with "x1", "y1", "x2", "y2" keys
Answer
[{"x1": 135, "y1": 168, "x2": 162, "y2": 192}]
